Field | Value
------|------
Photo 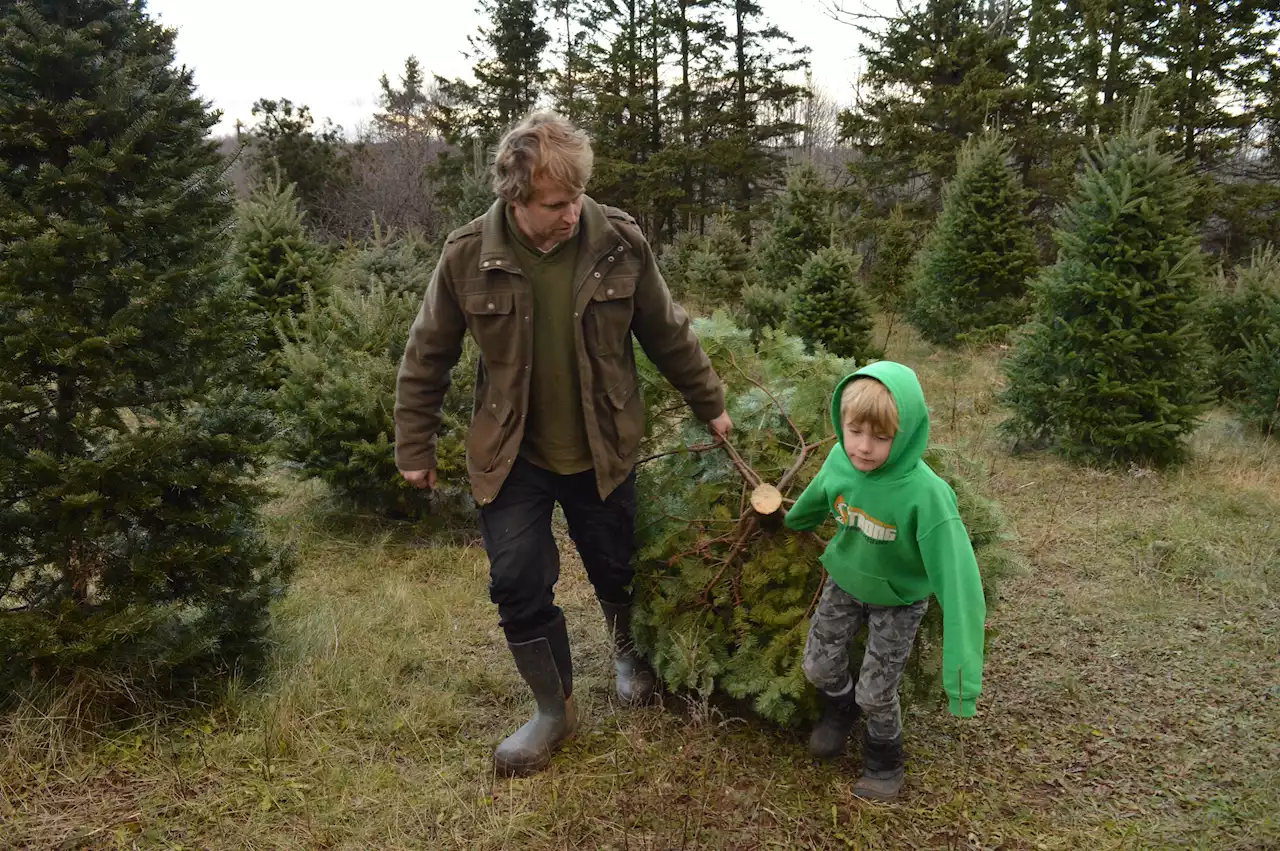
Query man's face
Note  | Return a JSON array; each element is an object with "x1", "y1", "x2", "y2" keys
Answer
[
  {"x1": 513, "y1": 174, "x2": 583, "y2": 249},
  {"x1": 842, "y1": 419, "x2": 894, "y2": 473}
]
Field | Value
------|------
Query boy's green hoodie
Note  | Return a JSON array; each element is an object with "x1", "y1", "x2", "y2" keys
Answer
[{"x1": 785, "y1": 361, "x2": 986, "y2": 717}]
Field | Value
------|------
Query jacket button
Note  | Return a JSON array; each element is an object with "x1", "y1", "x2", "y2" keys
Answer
[
  {"x1": 606, "y1": 288, "x2": 614, "y2": 296},
  {"x1": 487, "y1": 302, "x2": 495, "y2": 309},
  {"x1": 593, "y1": 272, "x2": 601, "y2": 278},
  {"x1": 607, "y1": 256, "x2": 614, "y2": 262},
  {"x1": 616, "y1": 245, "x2": 623, "y2": 251},
  {"x1": 481, "y1": 261, "x2": 490, "y2": 267}
]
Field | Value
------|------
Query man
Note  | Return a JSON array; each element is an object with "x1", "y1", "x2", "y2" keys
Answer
[{"x1": 394, "y1": 111, "x2": 732, "y2": 777}]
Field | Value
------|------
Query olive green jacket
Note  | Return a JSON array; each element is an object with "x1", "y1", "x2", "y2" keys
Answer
[{"x1": 394, "y1": 197, "x2": 725, "y2": 505}]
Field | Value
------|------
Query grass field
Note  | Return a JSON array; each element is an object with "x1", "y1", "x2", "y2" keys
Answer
[{"x1": 3, "y1": 323, "x2": 1278, "y2": 850}]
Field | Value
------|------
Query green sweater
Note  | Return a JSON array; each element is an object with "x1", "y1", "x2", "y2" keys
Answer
[
  {"x1": 505, "y1": 206, "x2": 593, "y2": 474},
  {"x1": 784, "y1": 361, "x2": 986, "y2": 717}
]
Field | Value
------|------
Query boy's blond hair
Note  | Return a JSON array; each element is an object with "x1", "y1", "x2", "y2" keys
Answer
[
  {"x1": 491, "y1": 111, "x2": 594, "y2": 203},
  {"x1": 840, "y1": 378, "x2": 899, "y2": 436}
]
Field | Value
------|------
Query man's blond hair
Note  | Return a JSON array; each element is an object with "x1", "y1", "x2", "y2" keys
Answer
[
  {"x1": 491, "y1": 111, "x2": 594, "y2": 203},
  {"x1": 840, "y1": 378, "x2": 899, "y2": 436}
]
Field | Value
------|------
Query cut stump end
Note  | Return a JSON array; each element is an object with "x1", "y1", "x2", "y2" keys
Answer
[{"x1": 750, "y1": 483, "x2": 783, "y2": 516}]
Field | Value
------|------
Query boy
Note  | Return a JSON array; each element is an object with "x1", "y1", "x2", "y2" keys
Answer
[{"x1": 785, "y1": 361, "x2": 986, "y2": 802}]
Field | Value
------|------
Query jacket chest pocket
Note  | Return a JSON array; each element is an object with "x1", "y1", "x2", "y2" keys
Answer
[
  {"x1": 464, "y1": 291, "x2": 519, "y2": 365},
  {"x1": 586, "y1": 277, "x2": 635, "y2": 356}
]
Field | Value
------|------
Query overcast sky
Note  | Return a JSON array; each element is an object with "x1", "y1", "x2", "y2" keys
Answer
[{"x1": 145, "y1": 0, "x2": 883, "y2": 138}]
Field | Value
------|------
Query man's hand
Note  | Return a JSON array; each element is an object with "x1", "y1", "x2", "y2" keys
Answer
[
  {"x1": 401, "y1": 469, "x2": 437, "y2": 490},
  {"x1": 708, "y1": 411, "x2": 733, "y2": 441}
]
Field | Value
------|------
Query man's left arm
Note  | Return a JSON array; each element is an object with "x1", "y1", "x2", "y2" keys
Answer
[{"x1": 627, "y1": 230, "x2": 728, "y2": 430}]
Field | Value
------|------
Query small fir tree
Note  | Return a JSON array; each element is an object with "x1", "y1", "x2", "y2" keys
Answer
[
  {"x1": 740, "y1": 280, "x2": 796, "y2": 343},
  {"x1": 336, "y1": 218, "x2": 431, "y2": 299},
  {"x1": 789, "y1": 246, "x2": 878, "y2": 361},
  {"x1": 1205, "y1": 245, "x2": 1280, "y2": 400},
  {"x1": 1239, "y1": 317, "x2": 1280, "y2": 438},
  {"x1": 869, "y1": 204, "x2": 923, "y2": 310},
  {"x1": 232, "y1": 177, "x2": 329, "y2": 372},
  {"x1": 908, "y1": 132, "x2": 1039, "y2": 346},
  {"x1": 1001, "y1": 104, "x2": 1213, "y2": 467},
  {"x1": 755, "y1": 163, "x2": 836, "y2": 290},
  {"x1": 274, "y1": 277, "x2": 477, "y2": 519},
  {"x1": 657, "y1": 229, "x2": 705, "y2": 299},
  {"x1": 1, "y1": 0, "x2": 290, "y2": 690},
  {"x1": 684, "y1": 249, "x2": 738, "y2": 305}
]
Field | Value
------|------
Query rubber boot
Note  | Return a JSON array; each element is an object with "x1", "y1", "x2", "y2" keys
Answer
[
  {"x1": 852, "y1": 730, "x2": 905, "y2": 801},
  {"x1": 599, "y1": 600, "x2": 656, "y2": 705},
  {"x1": 807, "y1": 682, "x2": 861, "y2": 758},
  {"x1": 493, "y1": 616, "x2": 577, "y2": 777}
]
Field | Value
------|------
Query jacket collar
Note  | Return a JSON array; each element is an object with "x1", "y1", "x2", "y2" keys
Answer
[{"x1": 476, "y1": 195, "x2": 632, "y2": 272}]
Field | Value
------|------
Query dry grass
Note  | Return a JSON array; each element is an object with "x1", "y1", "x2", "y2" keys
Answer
[{"x1": 3, "y1": 322, "x2": 1278, "y2": 849}]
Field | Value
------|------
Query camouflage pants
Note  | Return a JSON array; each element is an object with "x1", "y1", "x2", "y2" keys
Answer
[{"x1": 802, "y1": 576, "x2": 928, "y2": 740}]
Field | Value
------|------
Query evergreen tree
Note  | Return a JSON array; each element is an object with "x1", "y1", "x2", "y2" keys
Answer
[
  {"x1": 789, "y1": 246, "x2": 877, "y2": 361},
  {"x1": 1001, "y1": 103, "x2": 1212, "y2": 467},
  {"x1": 755, "y1": 162, "x2": 835, "y2": 289},
  {"x1": 433, "y1": 0, "x2": 550, "y2": 146},
  {"x1": 740, "y1": 279, "x2": 795, "y2": 342},
  {"x1": 717, "y1": 0, "x2": 809, "y2": 234},
  {"x1": 275, "y1": 279, "x2": 477, "y2": 519},
  {"x1": 1, "y1": 0, "x2": 289, "y2": 689},
  {"x1": 1205, "y1": 244, "x2": 1280, "y2": 400},
  {"x1": 1238, "y1": 313, "x2": 1280, "y2": 437},
  {"x1": 908, "y1": 132, "x2": 1039, "y2": 346},
  {"x1": 1149, "y1": 0, "x2": 1280, "y2": 169},
  {"x1": 868, "y1": 204, "x2": 923, "y2": 310},
  {"x1": 840, "y1": 0, "x2": 1021, "y2": 210},
  {"x1": 334, "y1": 219, "x2": 431, "y2": 299},
  {"x1": 373, "y1": 55, "x2": 434, "y2": 141},
  {"x1": 232, "y1": 178, "x2": 329, "y2": 368},
  {"x1": 244, "y1": 98, "x2": 352, "y2": 231}
]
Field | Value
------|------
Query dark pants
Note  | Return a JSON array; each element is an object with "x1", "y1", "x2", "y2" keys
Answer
[{"x1": 479, "y1": 457, "x2": 637, "y2": 644}]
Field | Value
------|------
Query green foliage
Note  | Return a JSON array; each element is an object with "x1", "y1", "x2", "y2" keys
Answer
[
  {"x1": 657, "y1": 230, "x2": 705, "y2": 298},
  {"x1": 1001, "y1": 107, "x2": 1213, "y2": 467},
  {"x1": 1205, "y1": 245, "x2": 1280, "y2": 400},
  {"x1": 840, "y1": 0, "x2": 1021, "y2": 210},
  {"x1": 740, "y1": 280, "x2": 796, "y2": 343},
  {"x1": 632, "y1": 316, "x2": 1015, "y2": 726},
  {"x1": 869, "y1": 204, "x2": 923, "y2": 310},
  {"x1": 0, "y1": 0, "x2": 290, "y2": 692},
  {"x1": 232, "y1": 178, "x2": 329, "y2": 379},
  {"x1": 245, "y1": 98, "x2": 352, "y2": 230},
  {"x1": 660, "y1": 217, "x2": 758, "y2": 305},
  {"x1": 1238, "y1": 317, "x2": 1280, "y2": 437},
  {"x1": 908, "y1": 132, "x2": 1039, "y2": 346},
  {"x1": 789, "y1": 246, "x2": 878, "y2": 361},
  {"x1": 334, "y1": 220, "x2": 431, "y2": 299},
  {"x1": 755, "y1": 163, "x2": 836, "y2": 290},
  {"x1": 274, "y1": 277, "x2": 476, "y2": 518}
]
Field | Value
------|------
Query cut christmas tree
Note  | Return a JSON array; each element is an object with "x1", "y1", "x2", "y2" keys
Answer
[{"x1": 632, "y1": 316, "x2": 1016, "y2": 726}]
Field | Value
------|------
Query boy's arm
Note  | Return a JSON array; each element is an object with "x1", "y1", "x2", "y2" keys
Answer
[
  {"x1": 783, "y1": 459, "x2": 832, "y2": 531},
  {"x1": 919, "y1": 518, "x2": 986, "y2": 718}
]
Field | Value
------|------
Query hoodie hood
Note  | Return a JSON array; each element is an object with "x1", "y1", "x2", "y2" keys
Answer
[{"x1": 829, "y1": 361, "x2": 930, "y2": 480}]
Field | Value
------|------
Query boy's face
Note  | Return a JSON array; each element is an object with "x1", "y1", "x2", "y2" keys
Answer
[{"x1": 843, "y1": 418, "x2": 894, "y2": 472}]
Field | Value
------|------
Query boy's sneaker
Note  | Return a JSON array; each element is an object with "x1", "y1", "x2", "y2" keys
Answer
[
  {"x1": 808, "y1": 685, "x2": 861, "y2": 758},
  {"x1": 852, "y1": 730, "x2": 905, "y2": 801}
]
